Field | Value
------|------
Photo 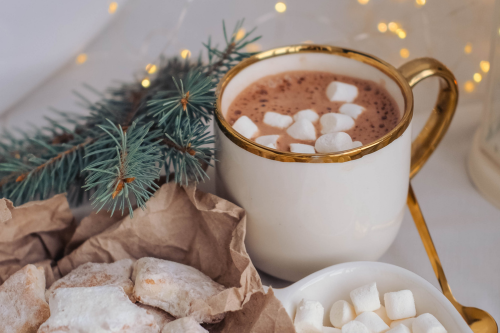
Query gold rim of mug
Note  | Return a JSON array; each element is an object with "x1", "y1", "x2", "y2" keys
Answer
[{"x1": 214, "y1": 44, "x2": 414, "y2": 163}]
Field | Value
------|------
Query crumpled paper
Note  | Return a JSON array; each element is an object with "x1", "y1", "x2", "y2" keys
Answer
[
  {"x1": 0, "y1": 183, "x2": 295, "y2": 332},
  {"x1": 0, "y1": 194, "x2": 75, "y2": 286}
]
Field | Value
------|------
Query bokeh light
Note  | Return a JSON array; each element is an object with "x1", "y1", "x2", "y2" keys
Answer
[
  {"x1": 275, "y1": 2, "x2": 287, "y2": 13},
  {"x1": 180, "y1": 49, "x2": 191, "y2": 59},
  {"x1": 141, "y1": 78, "x2": 151, "y2": 88},
  {"x1": 464, "y1": 81, "x2": 475, "y2": 92},
  {"x1": 75, "y1": 54, "x2": 88, "y2": 64},
  {"x1": 108, "y1": 2, "x2": 118, "y2": 14}
]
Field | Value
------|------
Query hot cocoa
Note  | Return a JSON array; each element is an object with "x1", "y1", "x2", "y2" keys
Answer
[{"x1": 226, "y1": 71, "x2": 400, "y2": 153}]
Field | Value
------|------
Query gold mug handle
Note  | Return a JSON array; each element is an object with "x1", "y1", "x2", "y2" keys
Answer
[{"x1": 398, "y1": 58, "x2": 459, "y2": 178}]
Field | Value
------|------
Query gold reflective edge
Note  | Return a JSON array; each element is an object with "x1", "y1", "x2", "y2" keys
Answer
[{"x1": 214, "y1": 44, "x2": 414, "y2": 163}]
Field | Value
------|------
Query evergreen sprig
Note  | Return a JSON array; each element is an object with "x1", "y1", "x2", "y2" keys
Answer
[
  {"x1": 83, "y1": 120, "x2": 162, "y2": 216},
  {"x1": 0, "y1": 20, "x2": 260, "y2": 216}
]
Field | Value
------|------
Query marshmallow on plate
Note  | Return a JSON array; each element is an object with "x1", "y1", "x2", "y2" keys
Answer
[
  {"x1": 326, "y1": 82, "x2": 358, "y2": 103},
  {"x1": 255, "y1": 135, "x2": 280, "y2": 149},
  {"x1": 329, "y1": 300, "x2": 356, "y2": 328},
  {"x1": 412, "y1": 313, "x2": 447, "y2": 333},
  {"x1": 374, "y1": 305, "x2": 392, "y2": 326},
  {"x1": 350, "y1": 282, "x2": 381, "y2": 314},
  {"x1": 387, "y1": 324, "x2": 411, "y2": 333},
  {"x1": 384, "y1": 290, "x2": 416, "y2": 320},
  {"x1": 264, "y1": 111, "x2": 294, "y2": 129},
  {"x1": 320, "y1": 113, "x2": 355, "y2": 134},
  {"x1": 323, "y1": 327, "x2": 342, "y2": 333},
  {"x1": 315, "y1": 132, "x2": 353, "y2": 153},
  {"x1": 390, "y1": 318, "x2": 416, "y2": 329},
  {"x1": 233, "y1": 116, "x2": 259, "y2": 139},
  {"x1": 290, "y1": 143, "x2": 316, "y2": 154},
  {"x1": 342, "y1": 320, "x2": 370, "y2": 333},
  {"x1": 294, "y1": 109, "x2": 319, "y2": 123},
  {"x1": 339, "y1": 103, "x2": 365, "y2": 119},
  {"x1": 287, "y1": 119, "x2": 317, "y2": 141},
  {"x1": 355, "y1": 312, "x2": 390, "y2": 333},
  {"x1": 294, "y1": 299, "x2": 324, "y2": 333}
]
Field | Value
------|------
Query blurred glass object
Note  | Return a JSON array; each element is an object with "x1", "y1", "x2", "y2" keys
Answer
[{"x1": 468, "y1": 0, "x2": 500, "y2": 209}]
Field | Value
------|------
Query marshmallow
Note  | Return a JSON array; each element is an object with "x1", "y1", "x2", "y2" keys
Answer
[
  {"x1": 329, "y1": 300, "x2": 356, "y2": 328},
  {"x1": 390, "y1": 318, "x2": 416, "y2": 329},
  {"x1": 264, "y1": 111, "x2": 294, "y2": 129},
  {"x1": 384, "y1": 290, "x2": 416, "y2": 320},
  {"x1": 255, "y1": 135, "x2": 280, "y2": 149},
  {"x1": 290, "y1": 143, "x2": 316, "y2": 154},
  {"x1": 294, "y1": 109, "x2": 320, "y2": 123},
  {"x1": 342, "y1": 320, "x2": 370, "y2": 333},
  {"x1": 326, "y1": 82, "x2": 358, "y2": 103},
  {"x1": 355, "y1": 312, "x2": 390, "y2": 333},
  {"x1": 387, "y1": 324, "x2": 411, "y2": 333},
  {"x1": 315, "y1": 132, "x2": 353, "y2": 153},
  {"x1": 324, "y1": 327, "x2": 342, "y2": 333},
  {"x1": 352, "y1": 141, "x2": 363, "y2": 148},
  {"x1": 294, "y1": 299, "x2": 324, "y2": 333},
  {"x1": 412, "y1": 314, "x2": 447, "y2": 333},
  {"x1": 374, "y1": 305, "x2": 392, "y2": 326},
  {"x1": 350, "y1": 282, "x2": 381, "y2": 314},
  {"x1": 320, "y1": 113, "x2": 355, "y2": 134},
  {"x1": 287, "y1": 119, "x2": 317, "y2": 141},
  {"x1": 339, "y1": 103, "x2": 365, "y2": 119},
  {"x1": 233, "y1": 116, "x2": 259, "y2": 139}
]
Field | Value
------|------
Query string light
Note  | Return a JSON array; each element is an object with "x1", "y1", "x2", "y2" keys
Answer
[
  {"x1": 464, "y1": 81, "x2": 475, "y2": 92},
  {"x1": 141, "y1": 78, "x2": 151, "y2": 88},
  {"x1": 246, "y1": 43, "x2": 262, "y2": 52},
  {"x1": 396, "y1": 29, "x2": 407, "y2": 39},
  {"x1": 400, "y1": 48, "x2": 410, "y2": 58},
  {"x1": 378, "y1": 22, "x2": 388, "y2": 33},
  {"x1": 75, "y1": 53, "x2": 88, "y2": 64},
  {"x1": 145, "y1": 64, "x2": 157, "y2": 74},
  {"x1": 464, "y1": 43, "x2": 472, "y2": 54},
  {"x1": 473, "y1": 73, "x2": 482, "y2": 83},
  {"x1": 358, "y1": 0, "x2": 369, "y2": 4},
  {"x1": 108, "y1": 2, "x2": 118, "y2": 14},
  {"x1": 480, "y1": 61, "x2": 490, "y2": 73},
  {"x1": 180, "y1": 49, "x2": 191, "y2": 59},
  {"x1": 235, "y1": 28, "x2": 246, "y2": 41},
  {"x1": 388, "y1": 22, "x2": 399, "y2": 32},
  {"x1": 415, "y1": 0, "x2": 426, "y2": 5},
  {"x1": 275, "y1": 2, "x2": 286, "y2": 13}
]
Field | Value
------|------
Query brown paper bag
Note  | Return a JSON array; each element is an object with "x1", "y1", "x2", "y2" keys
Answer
[
  {"x1": 0, "y1": 194, "x2": 75, "y2": 286},
  {"x1": 0, "y1": 183, "x2": 295, "y2": 332}
]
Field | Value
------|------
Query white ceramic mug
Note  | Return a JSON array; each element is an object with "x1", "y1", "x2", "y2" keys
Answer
[{"x1": 214, "y1": 45, "x2": 458, "y2": 281}]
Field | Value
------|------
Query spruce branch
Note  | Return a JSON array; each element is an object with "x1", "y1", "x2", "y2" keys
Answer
[
  {"x1": 83, "y1": 120, "x2": 162, "y2": 216},
  {"x1": 0, "y1": 20, "x2": 260, "y2": 214},
  {"x1": 162, "y1": 116, "x2": 214, "y2": 186},
  {"x1": 147, "y1": 71, "x2": 216, "y2": 126}
]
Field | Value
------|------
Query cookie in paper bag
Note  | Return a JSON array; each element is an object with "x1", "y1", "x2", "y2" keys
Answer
[
  {"x1": 137, "y1": 304, "x2": 176, "y2": 327},
  {"x1": 0, "y1": 264, "x2": 50, "y2": 333},
  {"x1": 132, "y1": 257, "x2": 226, "y2": 324},
  {"x1": 45, "y1": 259, "x2": 135, "y2": 301},
  {"x1": 39, "y1": 285, "x2": 159, "y2": 333},
  {"x1": 162, "y1": 317, "x2": 208, "y2": 333}
]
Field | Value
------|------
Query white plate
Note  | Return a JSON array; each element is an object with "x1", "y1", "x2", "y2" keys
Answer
[{"x1": 271, "y1": 261, "x2": 472, "y2": 332}]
